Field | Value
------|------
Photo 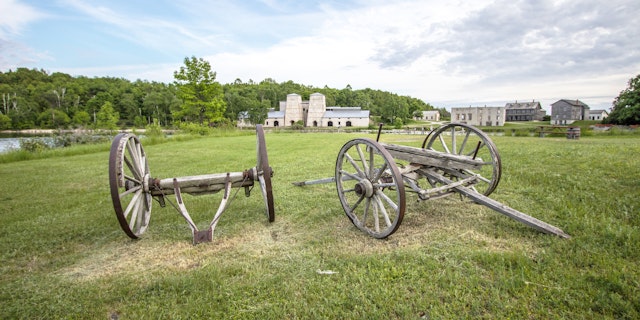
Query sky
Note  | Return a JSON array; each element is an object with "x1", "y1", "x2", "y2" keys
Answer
[{"x1": 1, "y1": 0, "x2": 639, "y2": 112}]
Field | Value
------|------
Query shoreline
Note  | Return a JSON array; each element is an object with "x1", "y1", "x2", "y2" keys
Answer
[{"x1": 0, "y1": 128, "x2": 176, "y2": 136}]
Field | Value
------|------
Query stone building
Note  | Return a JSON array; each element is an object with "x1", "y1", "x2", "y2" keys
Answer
[
  {"x1": 505, "y1": 101, "x2": 546, "y2": 121},
  {"x1": 263, "y1": 93, "x2": 370, "y2": 128},
  {"x1": 588, "y1": 109, "x2": 608, "y2": 121},
  {"x1": 550, "y1": 99, "x2": 589, "y2": 125},
  {"x1": 415, "y1": 110, "x2": 440, "y2": 121},
  {"x1": 451, "y1": 106, "x2": 505, "y2": 127}
]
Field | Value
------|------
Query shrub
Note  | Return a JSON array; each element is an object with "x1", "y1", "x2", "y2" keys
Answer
[
  {"x1": 19, "y1": 138, "x2": 50, "y2": 152},
  {"x1": 179, "y1": 122, "x2": 212, "y2": 135},
  {"x1": 51, "y1": 132, "x2": 110, "y2": 147},
  {"x1": 393, "y1": 118, "x2": 403, "y2": 129},
  {"x1": 145, "y1": 119, "x2": 164, "y2": 138},
  {"x1": 0, "y1": 113, "x2": 11, "y2": 130},
  {"x1": 292, "y1": 120, "x2": 304, "y2": 130}
]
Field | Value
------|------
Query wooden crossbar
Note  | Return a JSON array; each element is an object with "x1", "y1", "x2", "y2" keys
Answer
[{"x1": 380, "y1": 143, "x2": 484, "y2": 171}]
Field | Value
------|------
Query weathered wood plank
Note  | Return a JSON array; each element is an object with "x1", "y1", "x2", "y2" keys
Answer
[
  {"x1": 380, "y1": 143, "x2": 484, "y2": 171},
  {"x1": 150, "y1": 172, "x2": 253, "y2": 196},
  {"x1": 421, "y1": 168, "x2": 570, "y2": 238}
]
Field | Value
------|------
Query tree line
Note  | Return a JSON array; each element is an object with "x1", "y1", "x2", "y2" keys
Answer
[
  {"x1": 0, "y1": 57, "x2": 445, "y2": 130},
  {"x1": 604, "y1": 73, "x2": 640, "y2": 125}
]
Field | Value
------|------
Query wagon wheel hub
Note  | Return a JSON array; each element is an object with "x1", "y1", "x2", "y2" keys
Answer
[
  {"x1": 124, "y1": 180, "x2": 136, "y2": 191},
  {"x1": 354, "y1": 179, "x2": 374, "y2": 198}
]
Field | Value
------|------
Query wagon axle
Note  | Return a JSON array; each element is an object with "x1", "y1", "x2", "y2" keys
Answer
[{"x1": 109, "y1": 125, "x2": 274, "y2": 244}]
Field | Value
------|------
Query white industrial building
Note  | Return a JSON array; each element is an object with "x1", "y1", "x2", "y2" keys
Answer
[{"x1": 263, "y1": 93, "x2": 370, "y2": 128}]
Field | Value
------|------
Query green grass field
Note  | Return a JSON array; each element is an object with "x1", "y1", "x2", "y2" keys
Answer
[{"x1": 1, "y1": 131, "x2": 639, "y2": 319}]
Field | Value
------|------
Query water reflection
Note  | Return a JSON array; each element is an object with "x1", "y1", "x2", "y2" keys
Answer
[{"x1": 0, "y1": 138, "x2": 21, "y2": 153}]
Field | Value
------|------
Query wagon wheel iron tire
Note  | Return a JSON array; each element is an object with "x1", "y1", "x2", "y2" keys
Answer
[
  {"x1": 335, "y1": 138, "x2": 406, "y2": 239},
  {"x1": 109, "y1": 133, "x2": 152, "y2": 239},
  {"x1": 256, "y1": 125, "x2": 275, "y2": 222},
  {"x1": 422, "y1": 123, "x2": 502, "y2": 196}
]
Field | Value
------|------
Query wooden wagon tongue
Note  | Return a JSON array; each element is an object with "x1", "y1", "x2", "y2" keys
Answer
[{"x1": 422, "y1": 169, "x2": 570, "y2": 238}]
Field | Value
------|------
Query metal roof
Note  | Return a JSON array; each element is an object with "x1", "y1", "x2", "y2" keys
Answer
[
  {"x1": 267, "y1": 111, "x2": 285, "y2": 118},
  {"x1": 505, "y1": 101, "x2": 541, "y2": 109},
  {"x1": 323, "y1": 108, "x2": 370, "y2": 118}
]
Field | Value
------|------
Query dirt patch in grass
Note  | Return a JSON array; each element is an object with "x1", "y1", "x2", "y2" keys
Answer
[
  {"x1": 58, "y1": 198, "x2": 542, "y2": 282},
  {"x1": 57, "y1": 240, "x2": 206, "y2": 281},
  {"x1": 56, "y1": 223, "x2": 283, "y2": 281}
]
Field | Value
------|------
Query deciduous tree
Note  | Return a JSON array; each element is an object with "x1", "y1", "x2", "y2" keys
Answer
[
  {"x1": 96, "y1": 101, "x2": 119, "y2": 130},
  {"x1": 605, "y1": 74, "x2": 640, "y2": 125},
  {"x1": 173, "y1": 56, "x2": 225, "y2": 125}
]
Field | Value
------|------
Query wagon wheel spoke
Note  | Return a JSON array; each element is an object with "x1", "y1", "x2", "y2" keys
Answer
[
  {"x1": 335, "y1": 138, "x2": 405, "y2": 238},
  {"x1": 459, "y1": 130, "x2": 471, "y2": 155},
  {"x1": 125, "y1": 139, "x2": 144, "y2": 180},
  {"x1": 109, "y1": 133, "x2": 152, "y2": 239},
  {"x1": 128, "y1": 192, "x2": 142, "y2": 230},
  {"x1": 348, "y1": 194, "x2": 366, "y2": 213},
  {"x1": 372, "y1": 162, "x2": 388, "y2": 182},
  {"x1": 339, "y1": 170, "x2": 365, "y2": 182},
  {"x1": 372, "y1": 199, "x2": 380, "y2": 232},
  {"x1": 123, "y1": 174, "x2": 141, "y2": 185},
  {"x1": 361, "y1": 198, "x2": 371, "y2": 227},
  {"x1": 373, "y1": 194, "x2": 393, "y2": 228},
  {"x1": 345, "y1": 152, "x2": 366, "y2": 178},
  {"x1": 123, "y1": 156, "x2": 140, "y2": 181},
  {"x1": 424, "y1": 123, "x2": 502, "y2": 196},
  {"x1": 432, "y1": 134, "x2": 445, "y2": 154},
  {"x1": 119, "y1": 184, "x2": 141, "y2": 199},
  {"x1": 255, "y1": 125, "x2": 275, "y2": 222},
  {"x1": 355, "y1": 144, "x2": 370, "y2": 177}
]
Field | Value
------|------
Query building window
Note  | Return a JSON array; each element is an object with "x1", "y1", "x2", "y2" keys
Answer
[
  {"x1": 274, "y1": 121, "x2": 279, "y2": 127},
  {"x1": 328, "y1": 121, "x2": 333, "y2": 127},
  {"x1": 468, "y1": 113, "x2": 472, "y2": 121},
  {"x1": 313, "y1": 121, "x2": 318, "y2": 127},
  {"x1": 346, "y1": 121, "x2": 352, "y2": 127}
]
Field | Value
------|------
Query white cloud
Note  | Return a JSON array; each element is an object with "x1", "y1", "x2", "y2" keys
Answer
[
  {"x1": 0, "y1": 0, "x2": 45, "y2": 38},
  {"x1": 3, "y1": 0, "x2": 639, "y2": 110},
  {"x1": 0, "y1": 0, "x2": 48, "y2": 69}
]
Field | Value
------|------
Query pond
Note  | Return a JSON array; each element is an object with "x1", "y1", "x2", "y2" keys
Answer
[
  {"x1": 0, "y1": 138, "x2": 21, "y2": 153},
  {"x1": 0, "y1": 137, "x2": 56, "y2": 153}
]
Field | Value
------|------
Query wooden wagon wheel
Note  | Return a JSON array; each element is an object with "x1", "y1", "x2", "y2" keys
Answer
[
  {"x1": 109, "y1": 133, "x2": 152, "y2": 239},
  {"x1": 255, "y1": 124, "x2": 275, "y2": 222},
  {"x1": 422, "y1": 123, "x2": 502, "y2": 196},
  {"x1": 335, "y1": 138, "x2": 406, "y2": 238}
]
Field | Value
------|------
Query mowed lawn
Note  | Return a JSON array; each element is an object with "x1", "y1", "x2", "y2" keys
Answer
[{"x1": 0, "y1": 130, "x2": 639, "y2": 319}]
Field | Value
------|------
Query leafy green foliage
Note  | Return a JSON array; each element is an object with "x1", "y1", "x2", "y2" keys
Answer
[
  {"x1": 96, "y1": 101, "x2": 119, "y2": 129},
  {"x1": 173, "y1": 56, "x2": 226, "y2": 125},
  {"x1": 144, "y1": 119, "x2": 164, "y2": 138},
  {"x1": 18, "y1": 138, "x2": 50, "y2": 152},
  {"x1": 605, "y1": 73, "x2": 640, "y2": 125},
  {"x1": 291, "y1": 120, "x2": 304, "y2": 130},
  {"x1": 1, "y1": 67, "x2": 437, "y2": 130},
  {"x1": 37, "y1": 108, "x2": 71, "y2": 128},
  {"x1": 72, "y1": 110, "x2": 91, "y2": 127},
  {"x1": 0, "y1": 113, "x2": 11, "y2": 129}
]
